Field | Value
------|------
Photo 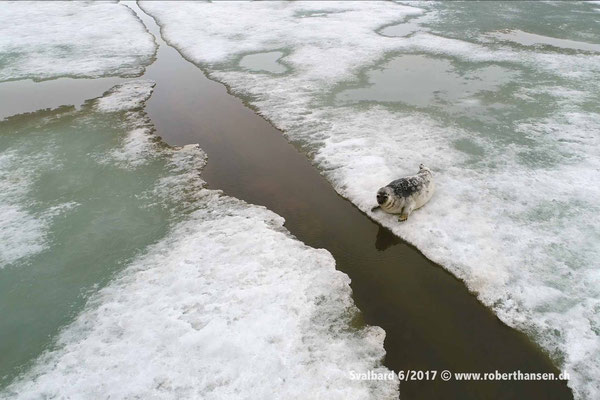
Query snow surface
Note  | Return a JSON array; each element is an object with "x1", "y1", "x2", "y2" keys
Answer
[
  {"x1": 1, "y1": 81, "x2": 397, "y2": 399},
  {"x1": 0, "y1": 149, "x2": 75, "y2": 266},
  {"x1": 95, "y1": 79, "x2": 155, "y2": 113},
  {"x1": 0, "y1": 2, "x2": 156, "y2": 82},
  {"x1": 96, "y1": 80, "x2": 159, "y2": 167},
  {"x1": 140, "y1": 2, "x2": 600, "y2": 398}
]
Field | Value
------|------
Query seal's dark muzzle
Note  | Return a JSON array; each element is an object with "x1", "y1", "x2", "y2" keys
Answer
[{"x1": 377, "y1": 194, "x2": 386, "y2": 205}]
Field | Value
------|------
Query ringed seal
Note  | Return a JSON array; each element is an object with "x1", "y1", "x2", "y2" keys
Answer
[{"x1": 371, "y1": 164, "x2": 435, "y2": 221}]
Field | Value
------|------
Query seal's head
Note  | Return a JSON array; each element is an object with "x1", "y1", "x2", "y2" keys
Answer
[
  {"x1": 419, "y1": 163, "x2": 431, "y2": 174},
  {"x1": 377, "y1": 186, "x2": 393, "y2": 205}
]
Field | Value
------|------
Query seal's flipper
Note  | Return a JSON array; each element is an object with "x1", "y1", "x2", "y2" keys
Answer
[{"x1": 371, "y1": 205, "x2": 381, "y2": 212}]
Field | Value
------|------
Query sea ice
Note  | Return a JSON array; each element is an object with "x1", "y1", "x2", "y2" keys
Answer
[{"x1": 0, "y1": 2, "x2": 155, "y2": 81}]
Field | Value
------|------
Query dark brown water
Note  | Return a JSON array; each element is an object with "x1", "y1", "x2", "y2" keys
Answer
[{"x1": 0, "y1": 76, "x2": 126, "y2": 121}]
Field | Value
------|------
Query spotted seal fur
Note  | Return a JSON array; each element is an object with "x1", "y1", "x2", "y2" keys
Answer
[{"x1": 371, "y1": 164, "x2": 435, "y2": 221}]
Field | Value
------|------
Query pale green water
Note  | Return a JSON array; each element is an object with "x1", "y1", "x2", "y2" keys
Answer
[
  {"x1": 333, "y1": 2, "x2": 600, "y2": 169},
  {"x1": 0, "y1": 93, "x2": 193, "y2": 385},
  {"x1": 332, "y1": 51, "x2": 577, "y2": 168},
  {"x1": 239, "y1": 51, "x2": 288, "y2": 74},
  {"x1": 419, "y1": 1, "x2": 600, "y2": 44}
]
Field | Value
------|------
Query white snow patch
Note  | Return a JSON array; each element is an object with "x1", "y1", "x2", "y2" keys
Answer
[
  {"x1": 486, "y1": 29, "x2": 600, "y2": 53},
  {"x1": 96, "y1": 80, "x2": 159, "y2": 168},
  {"x1": 3, "y1": 195, "x2": 397, "y2": 400},
  {"x1": 0, "y1": 1, "x2": 156, "y2": 81},
  {"x1": 95, "y1": 79, "x2": 155, "y2": 113},
  {"x1": 0, "y1": 151, "x2": 74, "y2": 266}
]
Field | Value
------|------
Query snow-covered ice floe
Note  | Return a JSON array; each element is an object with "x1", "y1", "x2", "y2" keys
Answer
[
  {"x1": 0, "y1": 81, "x2": 397, "y2": 399},
  {"x1": 140, "y1": 2, "x2": 600, "y2": 398},
  {"x1": 0, "y1": 1, "x2": 156, "y2": 82}
]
